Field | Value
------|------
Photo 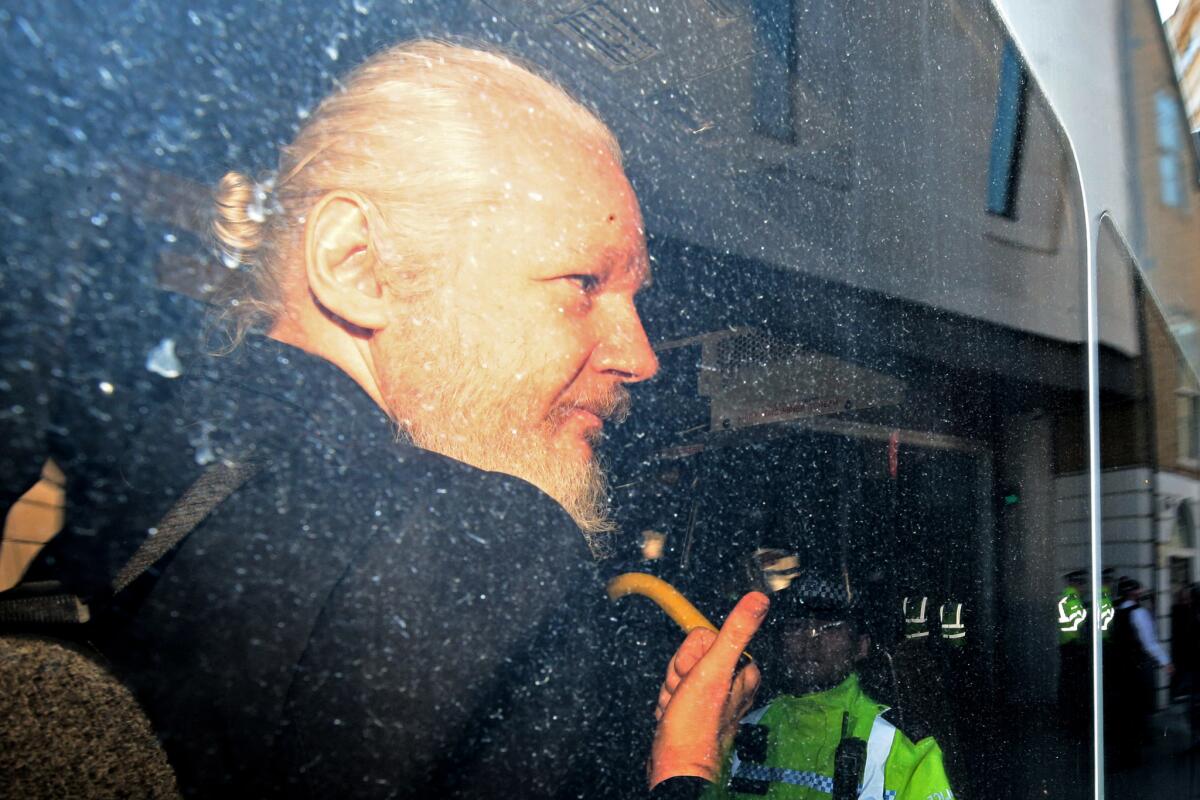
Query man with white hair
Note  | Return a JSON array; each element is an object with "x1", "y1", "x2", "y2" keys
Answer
[{"x1": 87, "y1": 40, "x2": 762, "y2": 799}]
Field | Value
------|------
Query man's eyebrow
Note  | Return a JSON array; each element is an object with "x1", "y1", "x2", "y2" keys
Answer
[{"x1": 605, "y1": 248, "x2": 652, "y2": 289}]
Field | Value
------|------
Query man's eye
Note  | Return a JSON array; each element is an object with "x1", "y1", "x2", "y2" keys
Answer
[{"x1": 564, "y1": 274, "x2": 600, "y2": 293}]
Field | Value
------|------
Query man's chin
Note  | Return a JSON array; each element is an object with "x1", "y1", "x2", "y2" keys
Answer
[
  {"x1": 558, "y1": 436, "x2": 597, "y2": 465},
  {"x1": 517, "y1": 443, "x2": 615, "y2": 548}
]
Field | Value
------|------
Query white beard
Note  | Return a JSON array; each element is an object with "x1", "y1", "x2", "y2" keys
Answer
[{"x1": 386, "y1": 349, "x2": 628, "y2": 557}]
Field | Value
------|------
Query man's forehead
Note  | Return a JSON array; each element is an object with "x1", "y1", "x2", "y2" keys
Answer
[
  {"x1": 482, "y1": 102, "x2": 614, "y2": 175},
  {"x1": 470, "y1": 116, "x2": 651, "y2": 288}
]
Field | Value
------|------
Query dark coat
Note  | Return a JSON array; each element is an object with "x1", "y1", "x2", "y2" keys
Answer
[{"x1": 91, "y1": 334, "x2": 648, "y2": 798}]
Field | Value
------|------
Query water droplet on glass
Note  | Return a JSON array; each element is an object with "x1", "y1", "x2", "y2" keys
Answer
[
  {"x1": 16, "y1": 17, "x2": 42, "y2": 48},
  {"x1": 190, "y1": 421, "x2": 217, "y2": 466},
  {"x1": 146, "y1": 338, "x2": 183, "y2": 379}
]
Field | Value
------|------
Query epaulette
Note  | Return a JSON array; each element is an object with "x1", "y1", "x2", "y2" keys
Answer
[{"x1": 881, "y1": 707, "x2": 933, "y2": 743}]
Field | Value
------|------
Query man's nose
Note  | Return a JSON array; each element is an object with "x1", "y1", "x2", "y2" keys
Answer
[{"x1": 593, "y1": 301, "x2": 659, "y2": 383}]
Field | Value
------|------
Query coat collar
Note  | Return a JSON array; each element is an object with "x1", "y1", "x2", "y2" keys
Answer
[{"x1": 186, "y1": 332, "x2": 397, "y2": 470}]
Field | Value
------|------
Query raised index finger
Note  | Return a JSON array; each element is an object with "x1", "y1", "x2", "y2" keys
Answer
[{"x1": 697, "y1": 592, "x2": 769, "y2": 678}]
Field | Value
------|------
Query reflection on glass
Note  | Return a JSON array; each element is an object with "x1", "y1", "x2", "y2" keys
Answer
[
  {"x1": 0, "y1": 0, "x2": 1108, "y2": 798},
  {"x1": 701, "y1": 568, "x2": 955, "y2": 800},
  {"x1": 1099, "y1": 211, "x2": 1200, "y2": 794},
  {"x1": 606, "y1": 2, "x2": 1093, "y2": 795},
  {"x1": 1092, "y1": 8, "x2": 1200, "y2": 797}
]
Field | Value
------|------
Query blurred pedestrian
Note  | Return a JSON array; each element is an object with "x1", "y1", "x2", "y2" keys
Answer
[{"x1": 1107, "y1": 577, "x2": 1173, "y2": 769}]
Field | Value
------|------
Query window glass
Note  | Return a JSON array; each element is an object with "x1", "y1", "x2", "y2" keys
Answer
[
  {"x1": 1, "y1": 2, "x2": 1094, "y2": 798},
  {"x1": 1157, "y1": 90, "x2": 1188, "y2": 208},
  {"x1": 1097, "y1": 213, "x2": 1200, "y2": 795},
  {"x1": 1175, "y1": 503, "x2": 1195, "y2": 550},
  {"x1": 1177, "y1": 391, "x2": 1200, "y2": 463},
  {"x1": 1096, "y1": 4, "x2": 1200, "y2": 787}
]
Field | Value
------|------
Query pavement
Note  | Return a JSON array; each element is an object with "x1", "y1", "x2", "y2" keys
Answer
[{"x1": 1107, "y1": 699, "x2": 1200, "y2": 798}]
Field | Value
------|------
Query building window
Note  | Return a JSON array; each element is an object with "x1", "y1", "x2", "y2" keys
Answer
[
  {"x1": 986, "y1": 40, "x2": 1028, "y2": 217},
  {"x1": 1178, "y1": 389, "x2": 1200, "y2": 463},
  {"x1": 1155, "y1": 90, "x2": 1188, "y2": 209},
  {"x1": 1175, "y1": 502, "x2": 1196, "y2": 551}
]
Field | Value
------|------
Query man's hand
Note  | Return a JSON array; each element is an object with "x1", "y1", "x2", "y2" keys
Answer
[{"x1": 648, "y1": 592, "x2": 769, "y2": 788}]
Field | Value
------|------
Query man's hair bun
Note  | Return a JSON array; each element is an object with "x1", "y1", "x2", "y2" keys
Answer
[{"x1": 212, "y1": 171, "x2": 267, "y2": 267}]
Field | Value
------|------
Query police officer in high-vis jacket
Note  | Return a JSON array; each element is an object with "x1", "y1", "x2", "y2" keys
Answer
[
  {"x1": 1057, "y1": 569, "x2": 1090, "y2": 736},
  {"x1": 704, "y1": 568, "x2": 955, "y2": 800}
]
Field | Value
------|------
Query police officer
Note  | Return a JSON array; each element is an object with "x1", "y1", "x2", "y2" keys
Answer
[
  {"x1": 902, "y1": 593, "x2": 930, "y2": 642},
  {"x1": 938, "y1": 601, "x2": 966, "y2": 649},
  {"x1": 1057, "y1": 569, "x2": 1089, "y2": 645},
  {"x1": 704, "y1": 568, "x2": 955, "y2": 800},
  {"x1": 1057, "y1": 569, "x2": 1090, "y2": 735},
  {"x1": 1107, "y1": 577, "x2": 1173, "y2": 769},
  {"x1": 1099, "y1": 568, "x2": 1115, "y2": 641}
]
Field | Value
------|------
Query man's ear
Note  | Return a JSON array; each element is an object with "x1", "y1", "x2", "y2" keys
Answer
[{"x1": 303, "y1": 191, "x2": 390, "y2": 332}]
